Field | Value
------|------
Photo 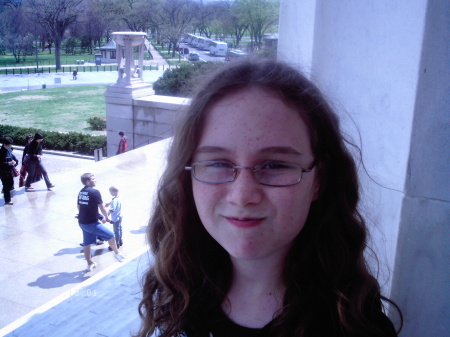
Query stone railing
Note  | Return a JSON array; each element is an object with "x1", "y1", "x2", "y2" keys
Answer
[{"x1": 106, "y1": 94, "x2": 189, "y2": 156}]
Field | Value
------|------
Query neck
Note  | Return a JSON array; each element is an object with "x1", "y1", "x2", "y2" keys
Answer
[{"x1": 223, "y1": 256, "x2": 286, "y2": 328}]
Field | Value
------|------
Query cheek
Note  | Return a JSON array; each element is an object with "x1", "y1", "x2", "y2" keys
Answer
[
  {"x1": 274, "y1": 189, "x2": 314, "y2": 231},
  {"x1": 192, "y1": 182, "x2": 221, "y2": 218}
]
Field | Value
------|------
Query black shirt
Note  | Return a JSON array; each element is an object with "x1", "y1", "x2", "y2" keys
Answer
[{"x1": 77, "y1": 186, "x2": 103, "y2": 224}]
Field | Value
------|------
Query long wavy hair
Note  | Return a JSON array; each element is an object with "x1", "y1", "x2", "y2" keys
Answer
[{"x1": 136, "y1": 58, "x2": 402, "y2": 337}]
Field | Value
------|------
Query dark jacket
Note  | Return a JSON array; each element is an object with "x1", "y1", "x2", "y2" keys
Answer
[
  {"x1": 26, "y1": 140, "x2": 43, "y2": 162},
  {"x1": 0, "y1": 146, "x2": 18, "y2": 178}
]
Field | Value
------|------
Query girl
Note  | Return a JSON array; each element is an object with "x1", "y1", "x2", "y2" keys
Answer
[{"x1": 137, "y1": 59, "x2": 402, "y2": 337}]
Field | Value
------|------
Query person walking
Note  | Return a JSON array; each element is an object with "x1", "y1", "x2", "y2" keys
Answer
[
  {"x1": 77, "y1": 173, "x2": 125, "y2": 271},
  {"x1": 0, "y1": 137, "x2": 18, "y2": 205},
  {"x1": 19, "y1": 134, "x2": 37, "y2": 188},
  {"x1": 73, "y1": 69, "x2": 77, "y2": 80},
  {"x1": 24, "y1": 132, "x2": 55, "y2": 191},
  {"x1": 116, "y1": 131, "x2": 128, "y2": 155}
]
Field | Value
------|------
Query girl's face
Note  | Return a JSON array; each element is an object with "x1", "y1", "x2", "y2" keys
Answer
[{"x1": 191, "y1": 87, "x2": 319, "y2": 263}]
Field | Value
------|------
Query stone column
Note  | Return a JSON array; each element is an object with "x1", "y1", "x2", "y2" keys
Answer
[{"x1": 105, "y1": 32, "x2": 154, "y2": 156}]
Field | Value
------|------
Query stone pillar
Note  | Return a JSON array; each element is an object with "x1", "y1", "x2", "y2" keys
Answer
[
  {"x1": 278, "y1": 1, "x2": 449, "y2": 335},
  {"x1": 105, "y1": 32, "x2": 154, "y2": 157}
]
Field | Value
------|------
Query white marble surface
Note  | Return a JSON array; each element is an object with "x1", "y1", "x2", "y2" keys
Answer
[{"x1": 0, "y1": 138, "x2": 170, "y2": 331}]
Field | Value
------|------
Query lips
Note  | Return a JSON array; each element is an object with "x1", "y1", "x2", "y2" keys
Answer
[{"x1": 224, "y1": 216, "x2": 264, "y2": 228}]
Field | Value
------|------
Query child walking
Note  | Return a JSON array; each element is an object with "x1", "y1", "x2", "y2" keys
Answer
[{"x1": 106, "y1": 186, "x2": 123, "y2": 249}]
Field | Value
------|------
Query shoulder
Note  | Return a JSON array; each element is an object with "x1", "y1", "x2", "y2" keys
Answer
[
  {"x1": 82, "y1": 187, "x2": 100, "y2": 195},
  {"x1": 90, "y1": 187, "x2": 101, "y2": 195}
]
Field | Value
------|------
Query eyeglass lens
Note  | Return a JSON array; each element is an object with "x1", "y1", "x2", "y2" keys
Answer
[{"x1": 192, "y1": 161, "x2": 304, "y2": 186}]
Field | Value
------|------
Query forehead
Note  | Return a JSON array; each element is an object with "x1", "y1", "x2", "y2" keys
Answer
[{"x1": 197, "y1": 87, "x2": 312, "y2": 155}]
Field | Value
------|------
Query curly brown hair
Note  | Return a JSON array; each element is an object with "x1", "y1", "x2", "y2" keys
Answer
[{"x1": 136, "y1": 58, "x2": 402, "y2": 337}]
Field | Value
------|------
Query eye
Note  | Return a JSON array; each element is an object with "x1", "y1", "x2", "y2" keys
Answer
[
  {"x1": 204, "y1": 161, "x2": 234, "y2": 169},
  {"x1": 261, "y1": 162, "x2": 294, "y2": 170}
]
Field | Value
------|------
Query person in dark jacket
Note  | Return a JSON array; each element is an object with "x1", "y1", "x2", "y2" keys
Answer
[
  {"x1": 19, "y1": 134, "x2": 39, "y2": 188},
  {"x1": 0, "y1": 137, "x2": 18, "y2": 205},
  {"x1": 24, "y1": 132, "x2": 55, "y2": 191}
]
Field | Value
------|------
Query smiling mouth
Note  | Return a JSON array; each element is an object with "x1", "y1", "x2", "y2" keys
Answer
[{"x1": 224, "y1": 216, "x2": 264, "y2": 228}]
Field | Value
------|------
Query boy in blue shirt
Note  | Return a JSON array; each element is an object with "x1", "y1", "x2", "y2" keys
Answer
[{"x1": 106, "y1": 186, "x2": 123, "y2": 249}]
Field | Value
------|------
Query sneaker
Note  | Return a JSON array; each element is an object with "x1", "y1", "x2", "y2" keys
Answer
[
  {"x1": 86, "y1": 262, "x2": 97, "y2": 271},
  {"x1": 114, "y1": 253, "x2": 125, "y2": 262},
  {"x1": 47, "y1": 184, "x2": 55, "y2": 190},
  {"x1": 5, "y1": 202, "x2": 13, "y2": 205}
]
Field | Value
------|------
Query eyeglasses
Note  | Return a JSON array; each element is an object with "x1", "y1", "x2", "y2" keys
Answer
[{"x1": 185, "y1": 160, "x2": 316, "y2": 187}]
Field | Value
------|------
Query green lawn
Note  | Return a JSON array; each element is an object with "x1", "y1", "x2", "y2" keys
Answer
[
  {"x1": 0, "y1": 50, "x2": 94, "y2": 67},
  {"x1": 1, "y1": 85, "x2": 107, "y2": 135}
]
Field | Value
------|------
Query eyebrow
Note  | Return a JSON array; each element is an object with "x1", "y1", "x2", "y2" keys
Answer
[{"x1": 195, "y1": 146, "x2": 303, "y2": 156}]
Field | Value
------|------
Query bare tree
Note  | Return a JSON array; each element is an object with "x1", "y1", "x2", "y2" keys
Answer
[
  {"x1": 222, "y1": 0, "x2": 247, "y2": 48},
  {"x1": 236, "y1": 0, "x2": 279, "y2": 47},
  {"x1": 0, "y1": 0, "x2": 36, "y2": 62},
  {"x1": 192, "y1": 1, "x2": 216, "y2": 38},
  {"x1": 119, "y1": 0, "x2": 156, "y2": 32},
  {"x1": 5, "y1": 33, "x2": 34, "y2": 62},
  {"x1": 158, "y1": 0, "x2": 197, "y2": 57},
  {"x1": 28, "y1": 0, "x2": 84, "y2": 69}
]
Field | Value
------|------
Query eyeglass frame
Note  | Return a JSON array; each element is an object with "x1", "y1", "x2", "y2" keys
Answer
[{"x1": 185, "y1": 160, "x2": 317, "y2": 187}]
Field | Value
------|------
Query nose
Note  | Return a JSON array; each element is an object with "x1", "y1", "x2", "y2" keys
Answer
[{"x1": 226, "y1": 167, "x2": 263, "y2": 206}]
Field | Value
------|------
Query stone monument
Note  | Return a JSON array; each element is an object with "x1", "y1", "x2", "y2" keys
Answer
[{"x1": 105, "y1": 31, "x2": 154, "y2": 156}]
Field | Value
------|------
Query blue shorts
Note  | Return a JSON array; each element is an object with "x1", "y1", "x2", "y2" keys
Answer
[{"x1": 79, "y1": 221, "x2": 114, "y2": 246}]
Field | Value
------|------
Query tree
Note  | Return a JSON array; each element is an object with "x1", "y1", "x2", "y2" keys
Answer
[
  {"x1": 121, "y1": 0, "x2": 155, "y2": 32},
  {"x1": 28, "y1": 0, "x2": 84, "y2": 69},
  {"x1": 158, "y1": 0, "x2": 197, "y2": 57},
  {"x1": 5, "y1": 33, "x2": 34, "y2": 62},
  {"x1": 0, "y1": 0, "x2": 34, "y2": 62},
  {"x1": 192, "y1": 1, "x2": 216, "y2": 38},
  {"x1": 236, "y1": 0, "x2": 279, "y2": 47},
  {"x1": 153, "y1": 61, "x2": 220, "y2": 97},
  {"x1": 223, "y1": 0, "x2": 247, "y2": 48},
  {"x1": 63, "y1": 36, "x2": 77, "y2": 54}
]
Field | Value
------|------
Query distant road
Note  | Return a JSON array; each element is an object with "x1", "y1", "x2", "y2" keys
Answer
[
  {"x1": 179, "y1": 42, "x2": 226, "y2": 63},
  {"x1": 0, "y1": 68, "x2": 165, "y2": 93}
]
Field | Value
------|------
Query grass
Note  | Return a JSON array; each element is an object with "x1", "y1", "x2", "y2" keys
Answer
[
  {"x1": 1, "y1": 85, "x2": 107, "y2": 135},
  {"x1": 0, "y1": 49, "x2": 94, "y2": 68}
]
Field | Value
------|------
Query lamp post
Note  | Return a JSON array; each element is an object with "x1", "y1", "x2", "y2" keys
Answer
[{"x1": 35, "y1": 14, "x2": 39, "y2": 69}]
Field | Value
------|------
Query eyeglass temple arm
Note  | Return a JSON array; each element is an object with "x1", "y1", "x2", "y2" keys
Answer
[{"x1": 303, "y1": 160, "x2": 317, "y2": 172}]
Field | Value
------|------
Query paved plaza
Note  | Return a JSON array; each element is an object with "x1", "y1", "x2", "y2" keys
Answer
[
  {"x1": 0, "y1": 42, "x2": 168, "y2": 94},
  {"x1": 0, "y1": 139, "x2": 170, "y2": 336},
  {"x1": 0, "y1": 43, "x2": 171, "y2": 336}
]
